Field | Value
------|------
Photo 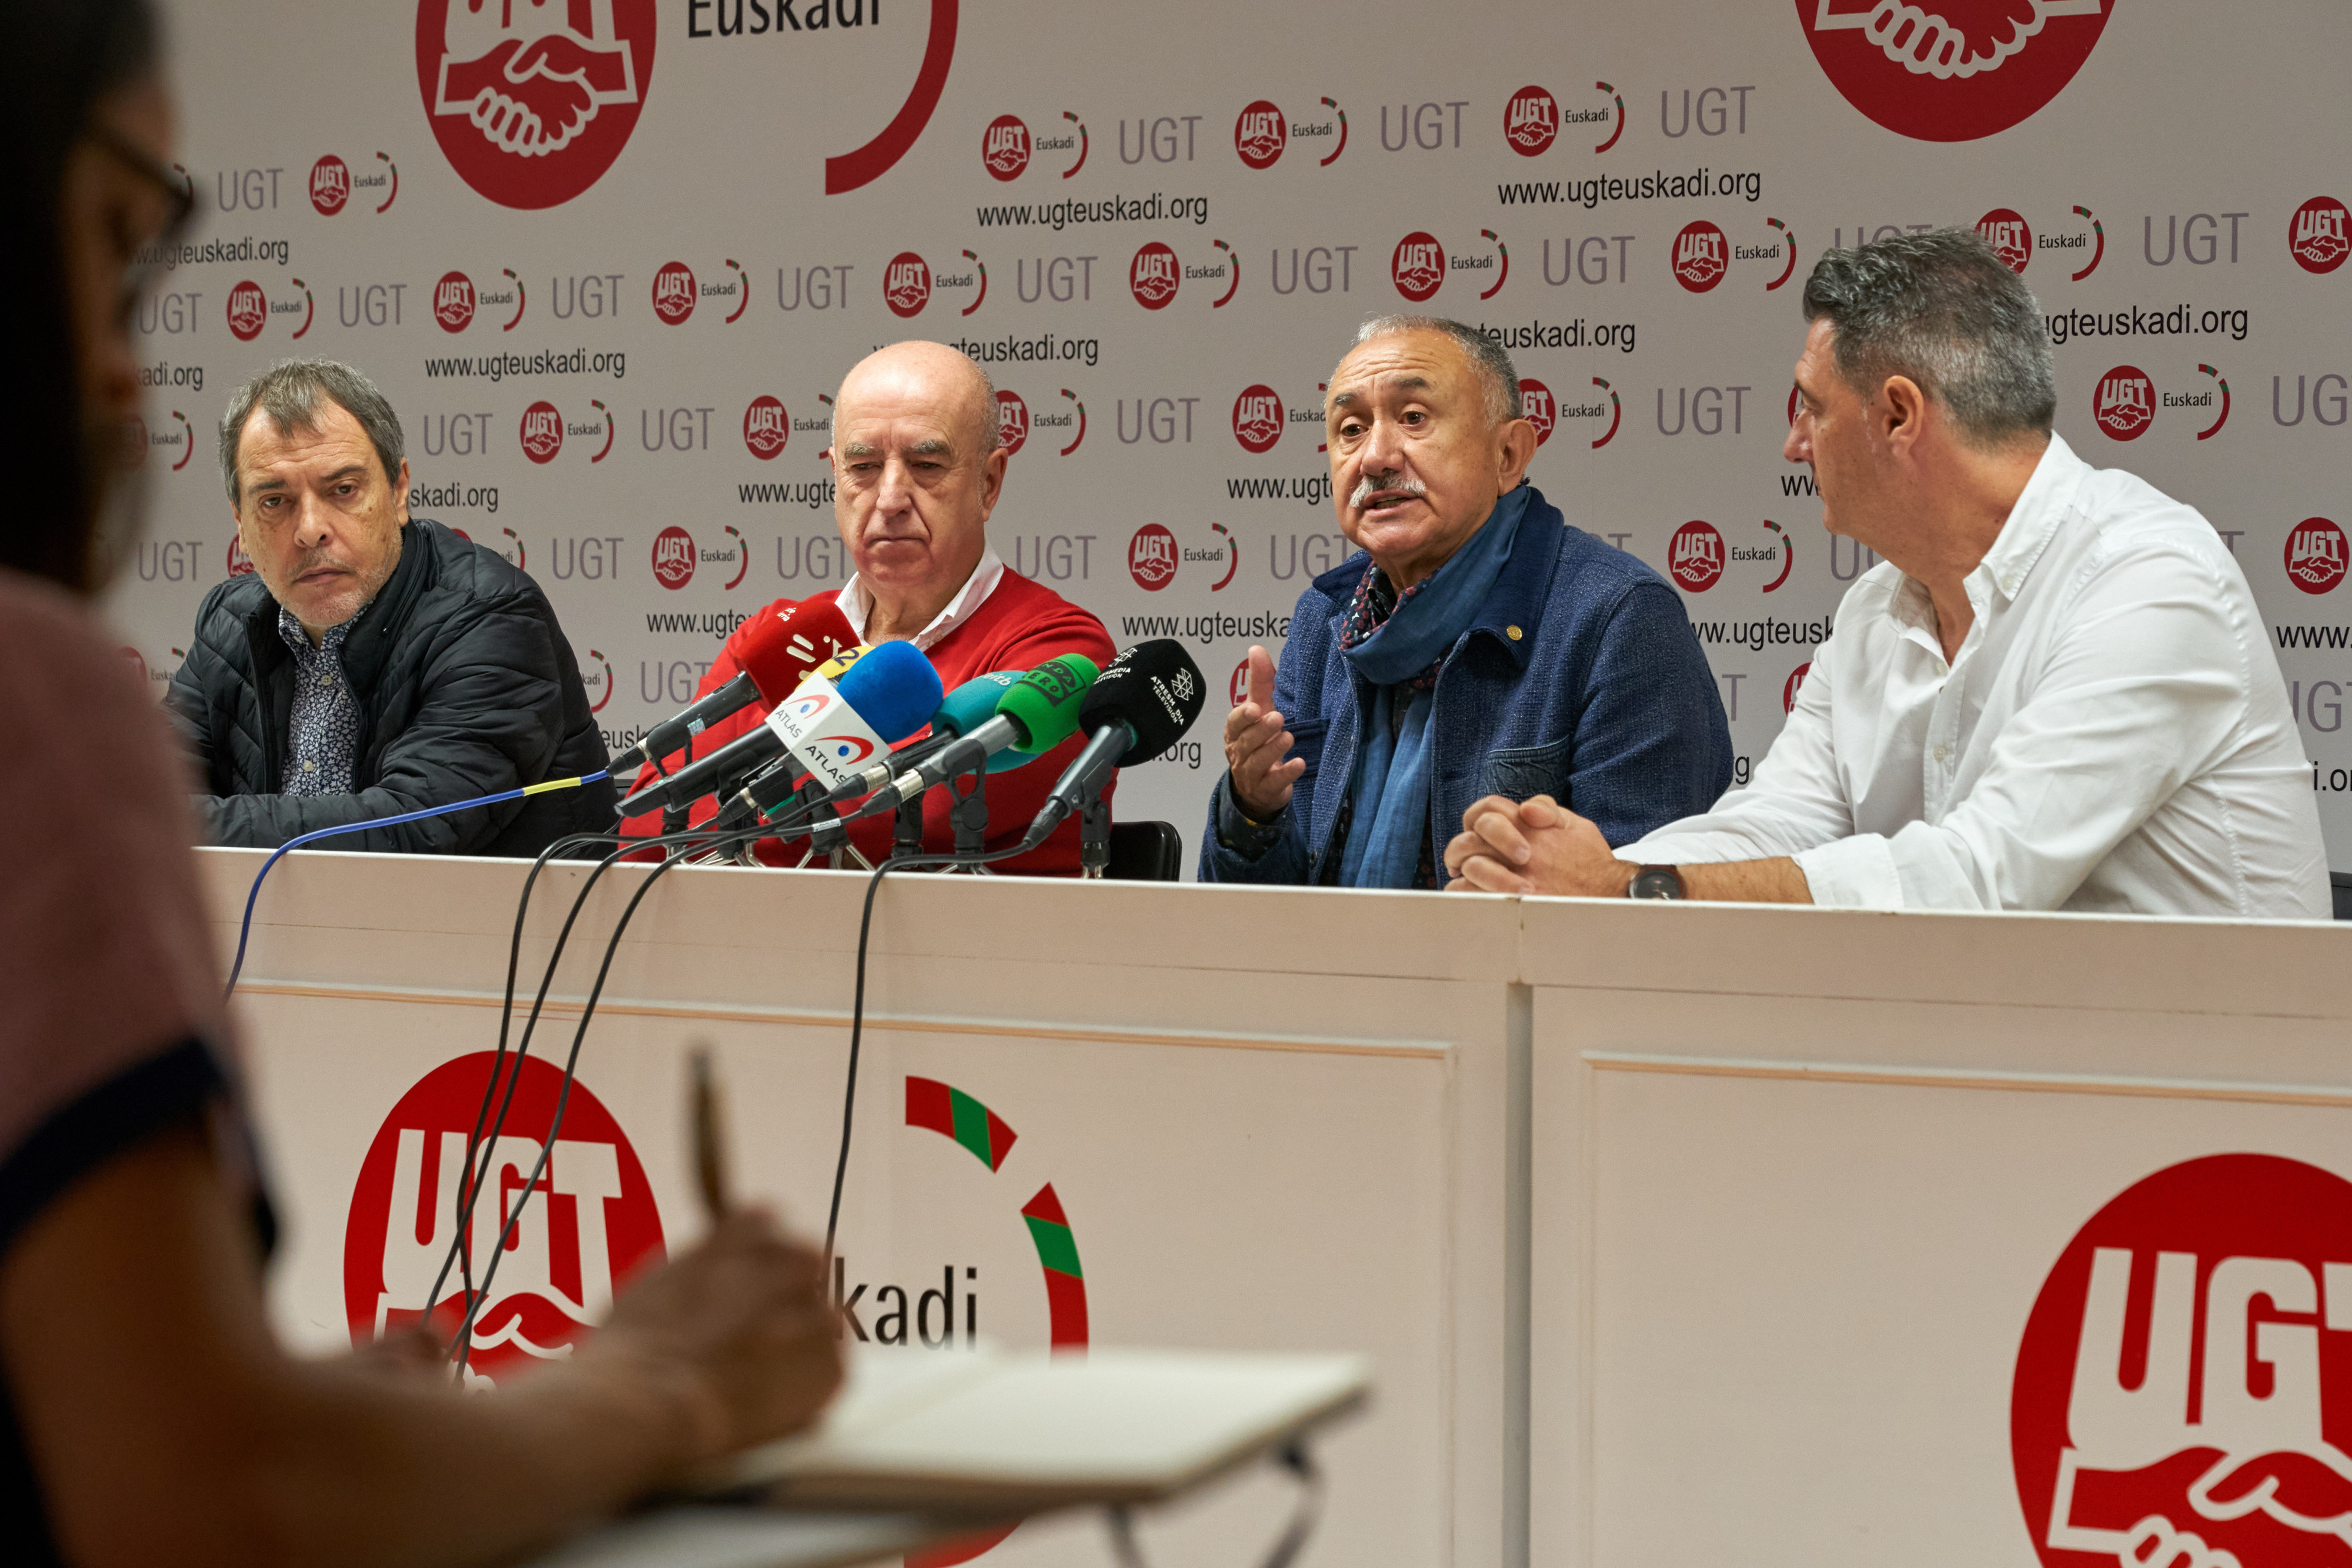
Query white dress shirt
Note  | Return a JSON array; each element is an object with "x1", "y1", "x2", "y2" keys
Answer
[
  {"x1": 1621, "y1": 434, "x2": 2330, "y2": 917},
  {"x1": 836, "y1": 546, "x2": 1006, "y2": 651}
]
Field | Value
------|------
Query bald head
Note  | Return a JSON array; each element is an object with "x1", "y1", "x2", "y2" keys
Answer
[{"x1": 834, "y1": 341, "x2": 998, "y2": 458}]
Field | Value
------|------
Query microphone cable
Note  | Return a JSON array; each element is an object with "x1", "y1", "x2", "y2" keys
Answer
[
  {"x1": 823, "y1": 840, "x2": 1031, "y2": 1268},
  {"x1": 221, "y1": 770, "x2": 613, "y2": 998},
  {"x1": 421, "y1": 815, "x2": 775, "y2": 1373}
]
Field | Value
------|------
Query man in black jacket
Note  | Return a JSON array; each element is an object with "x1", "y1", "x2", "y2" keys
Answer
[{"x1": 166, "y1": 358, "x2": 614, "y2": 855}]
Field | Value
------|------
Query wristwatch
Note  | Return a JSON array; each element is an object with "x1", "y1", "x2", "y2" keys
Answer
[{"x1": 1626, "y1": 864, "x2": 1686, "y2": 900}]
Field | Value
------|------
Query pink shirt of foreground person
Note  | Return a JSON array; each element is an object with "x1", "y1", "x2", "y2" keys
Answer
[{"x1": 0, "y1": 577, "x2": 841, "y2": 1566}]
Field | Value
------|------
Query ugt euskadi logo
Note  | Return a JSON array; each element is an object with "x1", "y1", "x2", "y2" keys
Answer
[
  {"x1": 2013, "y1": 1154, "x2": 2352, "y2": 1568},
  {"x1": 415, "y1": 0, "x2": 653, "y2": 210},
  {"x1": 343, "y1": 1054, "x2": 665, "y2": 1385},
  {"x1": 1799, "y1": 0, "x2": 2109, "y2": 143}
]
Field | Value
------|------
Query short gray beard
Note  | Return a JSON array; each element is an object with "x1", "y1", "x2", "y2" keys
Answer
[{"x1": 1349, "y1": 470, "x2": 1428, "y2": 510}]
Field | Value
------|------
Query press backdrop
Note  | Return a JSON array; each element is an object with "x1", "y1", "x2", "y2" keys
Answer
[{"x1": 110, "y1": 0, "x2": 2352, "y2": 874}]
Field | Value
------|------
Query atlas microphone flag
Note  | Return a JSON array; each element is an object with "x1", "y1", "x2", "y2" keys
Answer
[
  {"x1": 616, "y1": 641, "x2": 934, "y2": 815},
  {"x1": 760, "y1": 640, "x2": 942, "y2": 794}
]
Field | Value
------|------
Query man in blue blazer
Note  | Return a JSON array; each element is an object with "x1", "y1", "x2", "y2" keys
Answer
[{"x1": 1201, "y1": 315, "x2": 1731, "y2": 889}]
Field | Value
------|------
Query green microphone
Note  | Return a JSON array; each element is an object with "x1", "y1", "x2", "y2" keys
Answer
[{"x1": 821, "y1": 654, "x2": 1102, "y2": 825}]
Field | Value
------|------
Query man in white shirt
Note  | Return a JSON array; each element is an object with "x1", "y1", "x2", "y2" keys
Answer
[{"x1": 1444, "y1": 228, "x2": 2328, "y2": 917}]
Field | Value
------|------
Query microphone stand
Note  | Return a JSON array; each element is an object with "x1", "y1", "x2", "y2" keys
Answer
[
  {"x1": 941, "y1": 768, "x2": 993, "y2": 876},
  {"x1": 892, "y1": 790, "x2": 925, "y2": 863},
  {"x1": 1078, "y1": 786, "x2": 1111, "y2": 880}
]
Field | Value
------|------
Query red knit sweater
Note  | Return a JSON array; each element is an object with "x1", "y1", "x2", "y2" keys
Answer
[{"x1": 619, "y1": 570, "x2": 1116, "y2": 873}]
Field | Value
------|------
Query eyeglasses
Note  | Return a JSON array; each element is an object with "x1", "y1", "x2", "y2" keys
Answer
[{"x1": 86, "y1": 121, "x2": 196, "y2": 282}]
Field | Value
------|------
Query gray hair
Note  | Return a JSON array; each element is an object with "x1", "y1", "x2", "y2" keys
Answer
[
  {"x1": 1800, "y1": 228, "x2": 2056, "y2": 447},
  {"x1": 219, "y1": 357, "x2": 406, "y2": 505},
  {"x1": 1351, "y1": 315, "x2": 1523, "y2": 424}
]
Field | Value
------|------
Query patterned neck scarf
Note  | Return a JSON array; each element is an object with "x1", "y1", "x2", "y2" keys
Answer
[{"x1": 1332, "y1": 484, "x2": 1529, "y2": 890}]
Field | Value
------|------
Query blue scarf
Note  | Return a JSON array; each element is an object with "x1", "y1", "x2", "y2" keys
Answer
[{"x1": 1335, "y1": 485, "x2": 1529, "y2": 889}]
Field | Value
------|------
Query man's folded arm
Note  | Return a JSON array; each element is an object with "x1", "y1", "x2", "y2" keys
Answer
[{"x1": 201, "y1": 601, "x2": 566, "y2": 852}]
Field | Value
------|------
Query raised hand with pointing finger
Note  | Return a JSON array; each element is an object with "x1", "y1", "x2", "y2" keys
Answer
[{"x1": 1222, "y1": 644, "x2": 1304, "y2": 821}]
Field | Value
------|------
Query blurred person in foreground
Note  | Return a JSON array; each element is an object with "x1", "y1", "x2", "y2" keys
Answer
[
  {"x1": 1447, "y1": 229, "x2": 2327, "y2": 915},
  {"x1": 165, "y1": 356, "x2": 616, "y2": 856},
  {"x1": 618, "y1": 340, "x2": 1114, "y2": 870},
  {"x1": 0, "y1": 4, "x2": 838, "y2": 1566},
  {"x1": 1202, "y1": 315, "x2": 1731, "y2": 888}
]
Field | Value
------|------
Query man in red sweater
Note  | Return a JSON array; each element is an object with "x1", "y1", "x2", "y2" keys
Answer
[{"x1": 620, "y1": 341, "x2": 1114, "y2": 871}]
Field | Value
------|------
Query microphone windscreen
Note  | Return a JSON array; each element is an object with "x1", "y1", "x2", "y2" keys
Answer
[
  {"x1": 834, "y1": 639, "x2": 946, "y2": 742},
  {"x1": 994, "y1": 654, "x2": 1100, "y2": 753},
  {"x1": 736, "y1": 597, "x2": 859, "y2": 699},
  {"x1": 932, "y1": 672, "x2": 1022, "y2": 740},
  {"x1": 1079, "y1": 640, "x2": 1207, "y2": 758}
]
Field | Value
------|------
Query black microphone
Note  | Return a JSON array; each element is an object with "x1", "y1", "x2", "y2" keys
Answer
[{"x1": 1017, "y1": 640, "x2": 1208, "y2": 852}]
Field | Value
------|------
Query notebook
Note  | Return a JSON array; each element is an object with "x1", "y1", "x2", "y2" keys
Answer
[{"x1": 710, "y1": 1344, "x2": 1371, "y2": 1513}]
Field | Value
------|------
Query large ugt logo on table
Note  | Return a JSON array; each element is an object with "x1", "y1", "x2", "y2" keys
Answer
[
  {"x1": 2014, "y1": 1155, "x2": 2352, "y2": 1568},
  {"x1": 415, "y1": 0, "x2": 656, "y2": 210}
]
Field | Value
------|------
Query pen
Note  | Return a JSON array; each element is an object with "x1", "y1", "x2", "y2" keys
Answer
[{"x1": 689, "y1": 1042, "x2": 731, "y2": 1222}]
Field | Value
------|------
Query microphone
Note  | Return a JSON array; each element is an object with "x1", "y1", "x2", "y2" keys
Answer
[
  {"x1": 803, "y1": 654, "x2": 1101, "y2": 828},
  {"x1": 722, "y1": 670, "x2": 1022, "y2": 830},
  {"x1": 617, "y1": 641, "x2": 938, "y2": 815},
  {"x1": 1017, "y1": 641, "x2": 1207, "y2": 851},
  {"x1": 610, "y1": 598, "x2": 857, "y2": 779},
  {"x1": 762, "y1": 640, "x2": 943, "y2": 795}
]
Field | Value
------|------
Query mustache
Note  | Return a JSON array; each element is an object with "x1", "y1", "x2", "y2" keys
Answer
[{"x1": 1349, "y1": 472, "x2": 1428, "y2": 510}]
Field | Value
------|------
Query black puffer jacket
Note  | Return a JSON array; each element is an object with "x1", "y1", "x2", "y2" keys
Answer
[{"x1": 165, "y1": 519, "x2": 616, "y2": 855}]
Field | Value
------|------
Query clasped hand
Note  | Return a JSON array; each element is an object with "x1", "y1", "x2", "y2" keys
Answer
[{"x1": 1443, "y1": 793, "x2": 1633, "y2": 895}]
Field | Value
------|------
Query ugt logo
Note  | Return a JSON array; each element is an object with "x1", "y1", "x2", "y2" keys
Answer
[
  {"x1": 2013, "y1": 1154, "x2": 2352, "y2": 1568},
  {"x1": 1130, "y1": 242, "x2": 1180, "y2": 310},
  {"x1": 1800, "y1": 0, "x2": 2109, "y2": 142},
  {"x1": 310, "y1": 155, "x2": 351, "y2": 215},
  {"x1": 995, "y1": 389, "x2": 1029, "y2": 456},
  {"x1": 1391, "y1": 232, "x2": 1445, "y2": 303},
  {"x1": 1519, "y1": 377, "x2": 1556, "y2": 446},
  {"x1": 2094, "y1": 366, "x2": 2154, "y2": 442},
  {"x1": 652, "y1": 524, "x2": 696, "y2": 590},
  {"x1": 1979, "y1": 207, "x2": 2033, "y2": 273},
  {"x1": 884, "y1": 251, "x2": 931, "y2": 318},
  {"x1": 520, "y1": 400, "x2": 564, "y2": 464},
  {"x1": 1505, "y1": 85, "x2": 1559, "y2": 157},
  {"x1": 342, "y1": 1052, "x2": 664, "y2": 1387},
  {"x1": 1232, "y1": 385, "x2": 1284, "y2": 454},
  {"x1": 2291, "y1": 198, "x2": 2351, "y2": 276},
  {"x1": 2287, "y1": 517, "x2": 2348, "y2": 596},
  {"x1": 983, "y1": 114, "x2": 1030, "y2": 181},
  {"x1": 652, "y1": 260, "x2": 696, "y2": 326},
  {"x1": 226, "y1": 279, "x2": 269, "y2": 342},
  {"x1": 1128, "y1": 523, "x2": 1177, "y2": 590},
  {"x1": 1235, "y1": 101, "x2": 1286, "y2": 170},
  {"x1": 1671, "y1": 221, "x2": 1728, "y2": 292},
  {"x1": 744, "y1": 395, "x2": 789, "y2": 460},
  {"x1": 1669, "y1": 520, "x2": 1725, "y2": 592},
  {"x1": 433, "y1": 270, "x2": 476, "y2": 332},
  {"x1": 415, "y1": 0, "x2": 653, "y2": 210}
]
